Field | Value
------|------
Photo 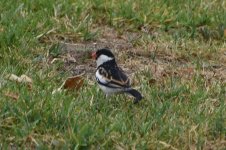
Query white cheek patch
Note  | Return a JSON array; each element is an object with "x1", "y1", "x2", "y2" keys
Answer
[
  {"x1": 96, "y1": 70, "x2": 108, "y2": 84},
  {"x1": 96, "y1": 55, "x2": 113, "y2": 67}
]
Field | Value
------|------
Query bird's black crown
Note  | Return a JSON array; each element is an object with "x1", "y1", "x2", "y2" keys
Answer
[{"x1": 96, "y1": 48, "x2": 115, "y2": 59}]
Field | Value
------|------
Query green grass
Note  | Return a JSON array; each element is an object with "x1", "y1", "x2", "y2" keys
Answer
[{"x1": 0, "y1": 0, "x2": 226, "y2": 149}]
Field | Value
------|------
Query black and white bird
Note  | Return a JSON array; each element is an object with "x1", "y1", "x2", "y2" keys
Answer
[{"x1": 92, "y1": 48, "x2": 143, "y2": 104}]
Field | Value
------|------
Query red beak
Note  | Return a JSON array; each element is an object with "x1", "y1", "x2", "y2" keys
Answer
[{"x1": 92, "y1": 51, "x2": 96, "y2": 59}]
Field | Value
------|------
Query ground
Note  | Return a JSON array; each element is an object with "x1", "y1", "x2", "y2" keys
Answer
[{"x1": 0, "y1": 0, "x2": 226, "y2": 149}]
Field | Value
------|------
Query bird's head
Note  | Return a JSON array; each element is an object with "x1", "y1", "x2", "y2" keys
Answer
[{"x1": 92, "y1": 48, "x2": 115, "y2": 67}]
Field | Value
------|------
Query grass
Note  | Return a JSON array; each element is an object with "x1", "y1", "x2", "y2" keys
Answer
[{"x1": 0, "y1": 0, "x2": 226, "y2": 149}]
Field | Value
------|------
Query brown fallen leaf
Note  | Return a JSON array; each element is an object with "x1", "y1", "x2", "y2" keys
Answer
[
  {"x1": 52, "y1": 75, "x2": 84, "y2": 94},
  {"x1": 62, "y1": 75, "x2": 84, "y2": 90},
  {"x1": 4, "y1": 92, "x2": 19, "y2": 100}
]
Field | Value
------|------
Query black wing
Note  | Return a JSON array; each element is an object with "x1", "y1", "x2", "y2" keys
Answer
[{"x1": 97, "y1": 63, "x2": 130, "y2": 88}]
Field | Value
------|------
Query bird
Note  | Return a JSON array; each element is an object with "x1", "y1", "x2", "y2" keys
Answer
[{"x1": 92, "y1": 48, "x2": 143, "y2": 104}]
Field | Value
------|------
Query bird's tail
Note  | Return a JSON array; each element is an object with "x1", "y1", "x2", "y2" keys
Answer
[{"x1": 125, "y1": 88, "x2": 143, "y2": 104}]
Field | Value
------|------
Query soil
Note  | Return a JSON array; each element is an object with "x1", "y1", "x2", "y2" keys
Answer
[{"x1": 41, "y1": 26, "x2": 226, "y2": 85}]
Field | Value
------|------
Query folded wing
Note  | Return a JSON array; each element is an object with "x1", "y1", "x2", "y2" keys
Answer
[{"x1": 96, "y1": 66, "x2": 130, "y2": 88}]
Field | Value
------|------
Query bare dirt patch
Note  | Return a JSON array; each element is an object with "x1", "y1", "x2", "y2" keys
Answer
[{"x1": 40, "y1": 26, "x2": 226, "y2": 86}]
